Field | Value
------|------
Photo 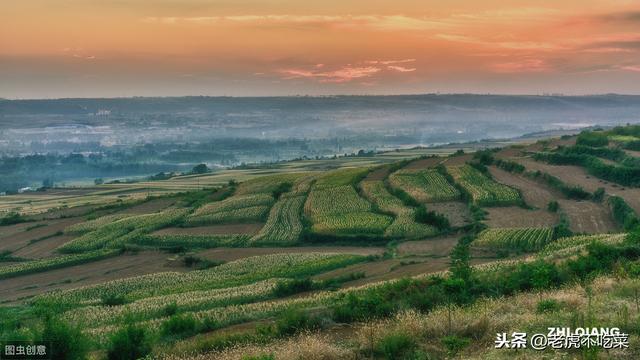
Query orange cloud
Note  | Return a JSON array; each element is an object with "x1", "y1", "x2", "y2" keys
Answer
[
  {"x1": 387, "y1": 65, "x2": 416, "y2": 72},
  {"x1": 490, "y1": 59, "x2": 550, "y2": 73}
]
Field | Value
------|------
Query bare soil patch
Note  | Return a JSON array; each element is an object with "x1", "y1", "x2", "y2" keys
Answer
[
  {"x1": 313, "y1": 256, "x2": 492, "y2": 288},
  {"x1": 484, "y1": 207, "x2": 558, "y2": 228},
  {"x1": 397, "y1": 235, "x2": 459, "y2": 256},
  {"x1": 442, "y1": 154, "x2": 473, "y2": 166},
  {"x1": 488, "y1": 166, "x2": 558, "y2": 209},
  {"x1": 153, "y1": 223, "x2": 263, "y2": 236},
  {"x1": 364, "y1": 167, "x2": 390, "y2": 181},
  {"x1": 624, "y1": 149, "x2": 640, "y2": 158},
  {"x1": 0, "y1": 218, "x2": 83, "y2": 253},
  {"x1": 12, "y1": 235, "x2": 75, "y2": 259},
  {"x1": 557, "y1": 200, "x2": 618, "y2": 234},
  {"x1": 517, "y1": 158, "x2": 640, "y2": 213},
  {"x1": 427, "y1": 201, "x2": 472, "y2": 228},
  {"x1": 196, "y1": 246, "x2": 384, "y2": 263},
  {"x1": 0, "y1": 251, "x2": 187, "y2": 303},
  {"x1": 118, "y1": 198, "x2": 176, "y2": 215},
  {"x1": 494, "y1": 147, "x2": 525, "y2": 159},
  {"x1": 403, "y1": 157, "x2": 444, "y2": 170}
]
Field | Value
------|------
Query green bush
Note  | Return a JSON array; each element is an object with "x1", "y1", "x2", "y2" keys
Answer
[
  {"x1": 107, "y1": 325, "x2": 152, "y2": 360},
  {"x1": 41, "y1": 317, "x2": 89, "y2": 360},
  {"x1": 576, "y1": 131, "x2": 609, "y2": 147},
  {"x1": 536, "y1": 299, "x2": 561, "y2": 313},
  {"x1": 376, "y1": 332, "x2": 417, "y2": 359},
  {"x1": 161, "y1": 314, "x2": 198, "y2": 337},
  {"x1": 547, "y1": 200, "x2": 559, "y2": 212},
  {"x1": 102, "y1": 294, "x2": 128, "y2": 306},
  {"x1": 274, "y1": 308, "x2": 322, "y2": 336},
  {"x1": 273, "y1": 278, "x2": 314, "y2": 297},
  {"x1": 441, "y1": 335, "x2": 470, "y2": 356},
  {"x1": 414, "y1": 205, "x2": 450, "y2": 231}
]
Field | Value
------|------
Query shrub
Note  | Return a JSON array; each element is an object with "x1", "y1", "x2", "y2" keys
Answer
[
  {"x1": 548, "y1": 200, "x2": 559, "y2": 212},
  {"x1": 41, "y1": 317, "x2": 89, "y2": 360},
  {"x1": 102, "y1": 294, "x2": 128, "y2": 306},
  {"x1": 274, "y1": 308, "x2": 322, "y2": 336},
  {"x1": 576, "y1": 131, "x2": 609, "y2": 147},
  {"x1": 376, "y1": 332, "x2": 417, "y2": 359},
  {"x1": 107, "y1": 325, "x2": 152, "y2": 360},
  {"x1": 414, "y1": 206, "x2": 450, "y2": 231},
  {"x1": 162, "y1": 302, "x2": 178, "y2": 317},
  {"x1": 441, "y1": 335, "x2": 470, "y2": 356},
  {"x1": 536, "y1": 299, "x2": 561, "y2": 313},
  {"x1": 273, "y1": 278, "x2": 314, "y2": 297},
  {"x1": 161, "y1": 314, "x2": 198, "y2": 337},
  {"x1": 593, "y1": 188, "x2": 605, "y2": 202}
]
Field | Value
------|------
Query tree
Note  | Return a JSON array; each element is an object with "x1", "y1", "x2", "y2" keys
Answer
[
  {"x1": 191, "y1": 163, "x2": 209, "y2": 174},
  {"x1": 94, "y1": 178, "x2": 104, "y2": 185}
]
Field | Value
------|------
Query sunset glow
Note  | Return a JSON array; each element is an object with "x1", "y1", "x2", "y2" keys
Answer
[{"x1": 2, "y1": 0, "x2": 640, "y2": 98}]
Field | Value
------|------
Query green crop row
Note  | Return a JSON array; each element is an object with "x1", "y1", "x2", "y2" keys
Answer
[
  {"x1": 474, "y1": 227, "x2": 554, "y2": 251},
  {"x1": 388, "y1": 169, "x2": 460, "y2": 203},
  {"x1": 447, "y1": 165, "x2": 521, "y2": 206}
]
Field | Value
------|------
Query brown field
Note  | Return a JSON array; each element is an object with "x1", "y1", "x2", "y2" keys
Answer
[
  {"x1": 488, "y1": 166, "x2": 558, "y2": 208},
  {"x1": 313, "y1": 256, "x2": 492, "y2": 288},
  {"x1": 558, "y1": 200, "x2": 619, "y2": 234},
  {"x1": 396, "y1": 235, "x2": 459, "y2": 256},
  {"x1": 625, "y1": 149, "x2": 640, "y2": 158},
  {"x1": 117, "y1": 198, "x2": 176, "y2": 215},
  {"x1": 153, "y1": 223, "x2": 264, "y2": 236},
  {"x1": 484, "y1": 207, "x2": 558, "y2": 228},
  {"x1": 196, "y1": 246, "x2": 384, "y2": 263},
  {"x1": 12, "y1": 234, "x2": 75, "y2": 259},
  {"x1": 494, "y1": 147, "x2": 525, "y2": 159},
  {"x1": 363, "y1": 166, "x2": 390, "y2": 181},
  {"x1": 427, "y1": 201, "x2": 472, "y2": 227},
  {"x1": 441, "y1": 154, "x2": 473, "y2": 166},
  {"x1": 402, "y1": 156, "x2": 444, "y2": 170},
  {"x1": 517, "y1": 158, "x2": 640, "y2": 213},
  {"x1": 0, "y1": 251, "x2": 187, "y2": 303},
  {"x1": 0, "y1": 218, "x2": 82, "y2": 254}
]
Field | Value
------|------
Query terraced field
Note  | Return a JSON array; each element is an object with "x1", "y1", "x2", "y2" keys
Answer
[
  {"x1": 447, "y1": 165, "x2": 522, "y2": 206},
  {"x1": 1, "y1": 128, "x2": 639, "y2": 359},
  {"x1": 305, "y1": 168, "x2": 393, "y2": 237},
  {"x1": 473, "y1": 227, "x2": 554, "y2": 251},
  {"x1": 389, "y1": 168, "x2": 460, "y2": 203},
  {"x1": 360, "y1": 180, "x2": 437, "y2": 239}
]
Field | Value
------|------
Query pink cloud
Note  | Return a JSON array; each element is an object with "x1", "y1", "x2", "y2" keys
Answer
[
  {"x1": 490, "y1": 59, "x2": 550, "y2": 73},
  {"x1": 365, "y1": 58, "x2": 416, "y2": 65},
  {"x1": 620, "y1": 65, "x2": 640, "y2": 72},
  {"x1": 279, "y1": 66, "x2": 381, "y2": 83},
  {"x1": 387, "y1": 65, "x2": 416, "y2": 72}
]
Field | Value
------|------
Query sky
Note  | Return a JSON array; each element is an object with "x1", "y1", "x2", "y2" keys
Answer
[{"x1": 1, "y1": 0, "x2": 640, "y2": 98}]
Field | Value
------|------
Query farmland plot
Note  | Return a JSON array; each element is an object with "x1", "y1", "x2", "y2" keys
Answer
[
  {"x1": 389, "y1": 169, "x2": 460, "y2": 203},
  {"x1": 186, "y1": 193, "x2": 274, "y2": 225},
  {"x1": 360, "y1": 181, "x2": 437, "y2": 239},
  {"x1": 447, "y1": 165, "x2": 521, "y2": 206},
  {"x1": 305, "y1": 176, "x2": 392, "y2": 236},
  {"x1": 250, "y1": 195, "x2": 306, "y2": 245},
  {"x1": 473, "y1": 227, "x2": 554, "y2": 251}
]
